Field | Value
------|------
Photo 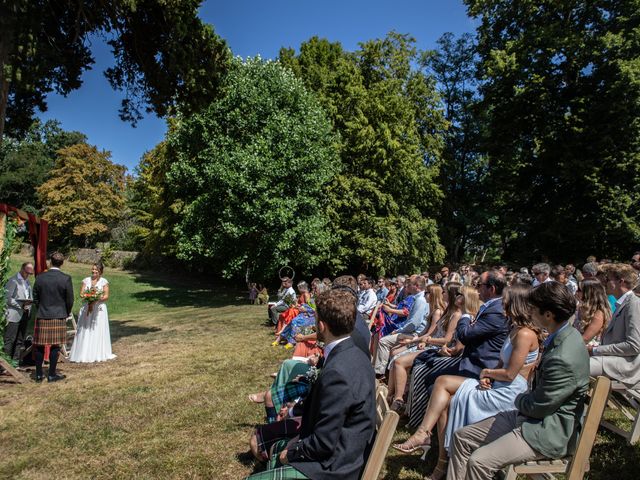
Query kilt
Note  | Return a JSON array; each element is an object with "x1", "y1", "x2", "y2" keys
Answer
[
  {"x1": 33, "y1": 318, "x2": 67, "y2": 346},
  {"x1": 255, "y1": 418, "x2": 302, "y2": 460}
]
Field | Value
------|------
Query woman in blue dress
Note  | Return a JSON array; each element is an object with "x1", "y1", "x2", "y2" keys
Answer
[{"x1": 393, "y1": 284, "x2": 541, "y2": 480}]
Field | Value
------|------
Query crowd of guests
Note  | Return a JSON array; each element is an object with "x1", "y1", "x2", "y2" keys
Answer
[{"x1": 244, "y1": 253, "x2": 640, "y2": 479}]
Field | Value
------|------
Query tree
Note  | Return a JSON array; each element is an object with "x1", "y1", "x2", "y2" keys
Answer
[
  {"x1": 466, "y1": 0, "x2": 640, "y2": 262},
  {"x1": 280, "y1": 33, "x2": 447, "y2": 273},
  {"x1": 0, "y1": 1, "x2": 230, "y2": 141},
  {"x1": 425, "y1": 33, "x2": 488, "y2": 262},
  {"x1": 37, "y1": 143, "x2": 126, "y2": 247},
  {"x1": 0, "y1": 120, "x2": 86, "y2": 211},
  {"x1": 166, "y1": 57, "x2": 340, "y2": 279}
]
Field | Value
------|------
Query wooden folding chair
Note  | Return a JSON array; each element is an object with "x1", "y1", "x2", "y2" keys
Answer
[
  {"x1": 375, "y1": 383, "x2": 390, "y2": 428},
  {"x1": 599, "y1": 379, "x2": 640, "y2": 445},
  {"x1": 361, "y1": 410, "x2": 400, "y2": 480},
  {"x1": 503, "y1": 375, "x2": 611, "y2": 480},
  {"x1": 59, "y1": 313, "x2": 78, "y2": 359}
]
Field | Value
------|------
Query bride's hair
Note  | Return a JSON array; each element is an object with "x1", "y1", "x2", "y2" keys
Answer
[{"x1": 94, "y1": 261, "x2": 104, "y2": 275}]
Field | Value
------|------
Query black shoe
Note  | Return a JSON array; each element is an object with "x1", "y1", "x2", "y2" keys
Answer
[
  {"x1": 35, "y1": 375, "x2": 44, "y2": 383},
  {"x1": 47, "y1": 374, "x2": 66, "y2": 383}
]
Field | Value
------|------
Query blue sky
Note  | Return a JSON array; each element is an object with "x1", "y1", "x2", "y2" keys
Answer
[{"x1": 38, "y1": 1, "x2": 476, "y2": 172}]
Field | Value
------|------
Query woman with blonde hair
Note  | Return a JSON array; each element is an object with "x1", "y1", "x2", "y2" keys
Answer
[
  {"x1": 386, "y1": 284, "x2": 448, "y2": 410},
  {"x1": 575, "y1": 279, "x2": 612, "y2": 344},
  {"x1": 393, "y1": 285, "x2": 540, "y2": 480}
]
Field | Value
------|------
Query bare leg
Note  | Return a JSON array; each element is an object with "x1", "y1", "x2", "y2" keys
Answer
[
  {"x1": 387, "y1": 362, "x2": 397, "y2": 401},
  {"x1": 248, "y1": 390, "x2": 267, "y2": 403},
  {"x1": 264, "y1": 389, "x2": 274, "y2": 408},
  {"x1": 393, "y1": 351, "x2": 421, "y2": 401},
  {"x1": 394, "y1": 375, "x2": 466, "y2": 451}
]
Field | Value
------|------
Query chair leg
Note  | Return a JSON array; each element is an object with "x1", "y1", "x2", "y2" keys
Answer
[
  {"x1": 628, "y1": 411, "x2": 640, "y2": 445},
  {"x1": 503, "y1": 465, "x2": 517, "y2": 480}
]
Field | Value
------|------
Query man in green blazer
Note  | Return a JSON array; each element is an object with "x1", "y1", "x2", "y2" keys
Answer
[{"x1": 448, "y1": 281, "x2": 590, "y2": 480}]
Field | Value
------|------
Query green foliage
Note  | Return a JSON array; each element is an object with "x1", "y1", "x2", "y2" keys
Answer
[
  {"x1": 0, "y1": 216, "x2": 18, "y2": 358},
  {"x1": 0, "y1": 0, "x2": 230, "y2": 140},
  {"x1": 0, "y1": 120, "x2": 86, "y2": 211},
  {"x1": 166, "y1": 57, "x2": 340, "y2": 279},
  {"x1": 466, "y1": 0, "x2": 640, "y2": 262},
  {"x1": 279, "y1": 33, "x2": 447, "y2": 273},
  {"x1": 37, "y1": 143, "x2": 127, "y2": 247},
  {"x1": 425, "y1": 33, "x2": 489, "y2": 262}
]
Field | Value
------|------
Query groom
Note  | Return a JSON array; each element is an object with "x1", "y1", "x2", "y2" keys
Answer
[{"x1": 32, "y1": 252, "x2": 74, "y2": 382}]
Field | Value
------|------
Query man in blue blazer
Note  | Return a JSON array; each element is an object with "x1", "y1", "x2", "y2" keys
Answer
[
  {"x1": 456, "y1": 270, "x2": 510, "y2": 377},
  {"x1": 246, "y1": 288, "x2": 376, "y2": 480}
]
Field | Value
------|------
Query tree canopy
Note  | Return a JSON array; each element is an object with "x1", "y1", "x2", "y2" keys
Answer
[
  {"x1": 37, "y1": 143, "x2": 126, "y2": 247},
  {"x1": 0, "y1": 0, "x2": 230, "y2": 141},
  {"x1": 279, "y1": 32, "x2": 447, "y2": 273},
  {"x1": 465, "y1": 0, "x2": 640, "y2": 262},
  {"x1": 166, "y1": 57, "x2": 341, "y2": 279}
]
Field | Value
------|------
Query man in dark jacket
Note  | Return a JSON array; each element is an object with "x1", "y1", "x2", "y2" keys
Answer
[
  {"x1": 247, "y1": 288, "x2": 376, "y2": 480},
  {"x1": 32, "y1": 252, "x2": 74, "y2": 382}
]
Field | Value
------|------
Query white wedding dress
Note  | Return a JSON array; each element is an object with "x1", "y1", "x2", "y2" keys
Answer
[{"x1": 69, "y1": 277, "x2": 117, "y2": 363}]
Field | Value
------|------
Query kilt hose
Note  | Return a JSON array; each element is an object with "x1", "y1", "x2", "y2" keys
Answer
[
  {"x1": 246, "y1": 439, "x2": 309, "y2": 480},
  {"x1": 33, "y1": 318, "x2": 67, "y2": 346}
]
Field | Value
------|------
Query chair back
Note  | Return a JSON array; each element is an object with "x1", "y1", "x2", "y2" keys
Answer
[
  {"x1": 361, "y1": 410, "x2": 399, "y2": 480},
  {"x1": 566, "y1": 375, "x2": 611, "y2": 480},
  {"x1": 375, "y1": 384, "x2": 389, "y2": 428}
]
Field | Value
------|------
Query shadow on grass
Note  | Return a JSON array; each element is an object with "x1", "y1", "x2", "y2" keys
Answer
[
  {"x1": 110, "y1": 319, "x2": 162, "y2": 341},
  {"x1": 588, "y1": 429, "x2": 640, "y2": 479},
  {"x1": 130, "y1": 272, "x2": 249, "y2": 309}
]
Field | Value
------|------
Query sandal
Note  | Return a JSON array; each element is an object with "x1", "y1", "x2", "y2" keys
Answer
[
  {"x1": 390, "y1": 398, "x2": 405, "y2": 412},
  {"x1": 248, "y1": 393, "x2": 265, "y2": 403},
  {"x1": 426, "y1": 458, "x2": 448, "y2": 480},
  {"x1": 392, "y1": 428, "x2": 431, "y2": 454}
]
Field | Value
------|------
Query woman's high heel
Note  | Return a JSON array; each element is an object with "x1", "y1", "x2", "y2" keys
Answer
[{"x1": 392, "y1": 429, "x2": 431, "y2": 456}]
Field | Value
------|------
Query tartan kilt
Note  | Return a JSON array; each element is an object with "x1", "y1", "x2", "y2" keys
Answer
[{"x1": 33, "y1": 318, "x2": 67, "y2": 346}]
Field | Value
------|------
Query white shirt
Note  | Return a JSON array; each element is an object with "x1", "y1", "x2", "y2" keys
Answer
[
  {"x1": 275, "y1": 286, "x2": 296, "y2": 307},
  {"x1": 615, "y1": 290, "x2": 635, "y2": 309},
  {"x1": 532, "y1": 276, "x2": 553, "y2": 287},
  {"x1": 323, "y1": 336, "x2": 350, "y2": 361},
  {"x1": 16, "y1": 273, "x2": 31, "y2": 300},
  {"x1": 357, "y1": 288, "x2": 377, "y2": 315}
]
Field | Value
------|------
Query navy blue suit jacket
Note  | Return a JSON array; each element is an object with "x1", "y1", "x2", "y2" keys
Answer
[
  {"x1": 456, "y1": 298, "x2": 509, "y2": 377},
  {"x1": 287, "y1": 337, "x2": 376, "y2": 480}
]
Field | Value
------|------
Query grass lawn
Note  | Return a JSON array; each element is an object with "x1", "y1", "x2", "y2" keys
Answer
[{"x1": 1, "y1": 255, "x2": 639, "y2": 479}]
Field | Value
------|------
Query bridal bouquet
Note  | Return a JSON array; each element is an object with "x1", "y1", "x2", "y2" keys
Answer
[{"x1": 81, "y1": 287, "x2": 102, "y2": 313}]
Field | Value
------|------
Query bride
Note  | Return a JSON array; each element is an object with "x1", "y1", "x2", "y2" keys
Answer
[{"x1": 69, "y1": 262, "x2": 116, "y2": 363}]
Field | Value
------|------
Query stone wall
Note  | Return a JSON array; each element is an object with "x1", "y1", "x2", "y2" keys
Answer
[{"x1": 18, "y1": 243, "x2": 139, "y2": 269}]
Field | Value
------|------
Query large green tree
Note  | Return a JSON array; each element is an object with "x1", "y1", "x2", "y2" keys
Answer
[
  {"x1": 166, "y1": 57, "x2": 341, "y2": 279},
  {"x1": 280, "y1": 33, "x2": 447, "y2": 274},
  {"x1": 426, "y1": 33, "x2": 488, "y2": 263},
  {"x1": 0, "y1": 120, "x2": 86, "y2": 211},
  {"x1": 0, "y1": 1, "x2": 229, "y2": 141},
  {"x1": 466, "y1": 0, "x2": 640, "y2": 261},
  {"x1": 37, "y1": 143, "x2": 126, "y2": 247}
]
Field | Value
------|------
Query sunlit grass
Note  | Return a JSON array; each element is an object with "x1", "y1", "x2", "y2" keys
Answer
[{"x1": 1, "y1": 255, "x2": 638, "y2": 479}]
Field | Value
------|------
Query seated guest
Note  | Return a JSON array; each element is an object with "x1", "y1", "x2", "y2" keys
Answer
[
  {"x1": 256, "y1": 284, "x2": 269, "y2": 305},
  {"x1": 373, "y1": 290, "x2": 415, "y2": 337},
  {"x1": 574, "y1": 279, "x2": 611, "y2": 345},
  {"x1": 332, "y1": 275, "x2": 371, "y2": 358},
  {"x1": 270, "y1": 277, "x2": 296, "y2": 325},
  {"x1": 357, "y1": 277, "x2": 377, "y2": 317},
  {"x1": 376, "y1": 276, "x2": 389, "y2": 302},
  {"x1": 393, "y1": 285, "x2": 540, "y2": 480},
  {"x1": 406, "y1": 270, "x2": 509, "y2": 428},
  {"x1": 374, "y1": 275, "x2": 428, "y2": 377},
  {"x1": 394, "y1": 275, "x2": 408, "y2": 303},
  {"x1": 248, "y1": 354, "x2": 322, "y2": 423},
  {"x1": 589, "y1": 263, "x2": 640, "y2": 388},
  {"x1": 246, "y1": 288, "x2": 376, "y2": 480},
  {"x1": 448, "y1": 281, "x2": 590, "y2": 480},
  {"x1": 385, "y1": 283, "x2": 460, "y2": 411},
  {"x1": 531, "y1": 263, "x2": 552, "y2": 286}
]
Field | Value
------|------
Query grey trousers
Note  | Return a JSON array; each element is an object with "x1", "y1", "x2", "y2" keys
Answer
[
  {"x1": 3, "y1": 311, "x2": 29, "y2": 360},
  {"x1": 374, "y1": 334, "x2": 400, "y2": 374},
  {"x1": 448, "y1": 410, "x2": 543, "y2": 480},
  {"x1": 270, "y1": 304, "x2": 288, "y2": 325}
]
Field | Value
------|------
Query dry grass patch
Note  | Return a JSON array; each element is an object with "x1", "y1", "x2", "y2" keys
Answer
[{"x1": 2, "y1": 255, "x2": 640, "y2": 479}]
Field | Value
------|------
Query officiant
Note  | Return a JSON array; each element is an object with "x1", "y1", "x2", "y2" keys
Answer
[{"x1": 3, "y1": 262, "x2": 34, "y2": 361}]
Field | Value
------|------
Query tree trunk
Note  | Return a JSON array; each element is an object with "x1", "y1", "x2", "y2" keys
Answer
[{"x1": 0, "y1": 9, "x2": 15, "y2": 144}]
